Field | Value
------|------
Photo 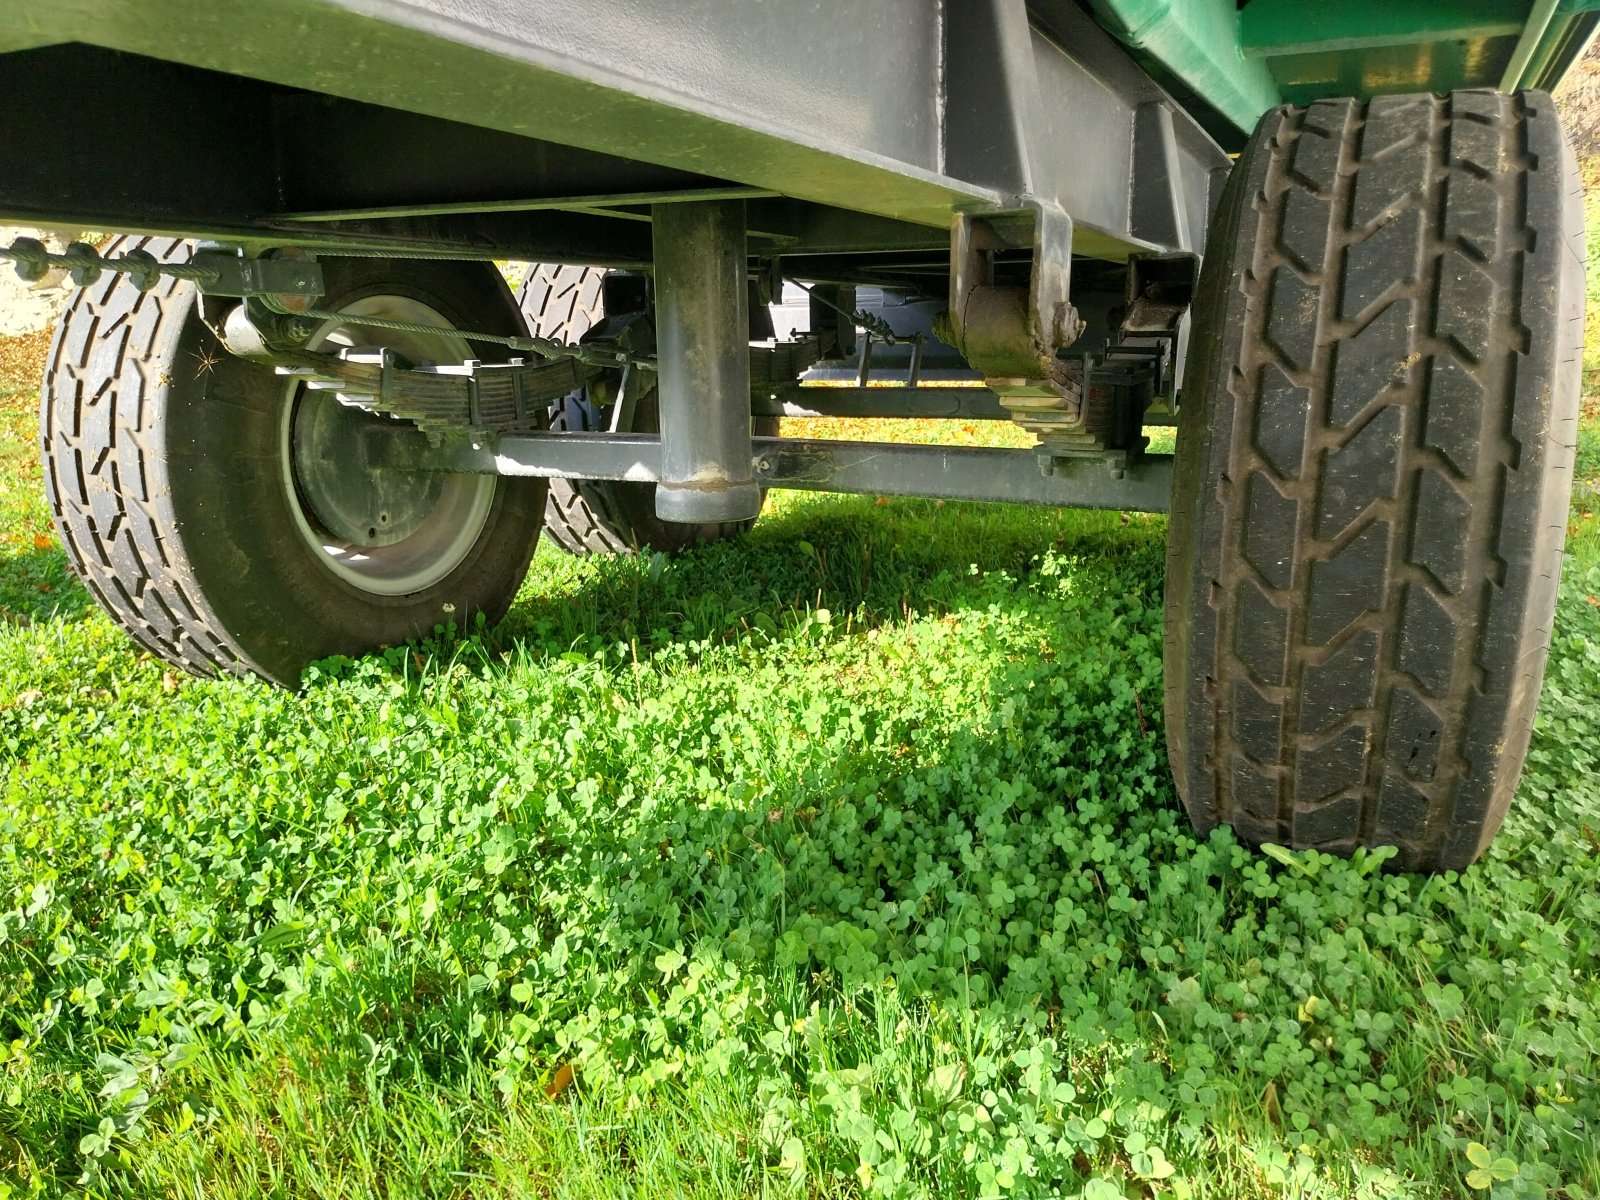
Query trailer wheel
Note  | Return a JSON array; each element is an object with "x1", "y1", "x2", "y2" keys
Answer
[
  {"x1": 1165, "y1": 91, "x2": 1583, "y2": 872},
  {"x1": 517, "y1": 263, "x2": 777, "y2": 554},
  {"x1": 41, "y1": 238, "x2": 545, "y2": 686}
]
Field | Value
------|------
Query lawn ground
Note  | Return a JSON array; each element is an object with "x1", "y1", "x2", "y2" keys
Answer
[{"x1": 2, "y1": 155, "x2": 1600, "y2": 1200}]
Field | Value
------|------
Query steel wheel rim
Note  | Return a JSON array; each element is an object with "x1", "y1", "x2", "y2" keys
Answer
[{"x1": 280, "y1": 294, "x2": 496, "y2": 596}]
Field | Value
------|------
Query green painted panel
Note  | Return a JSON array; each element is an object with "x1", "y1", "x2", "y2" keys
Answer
[
  {"x1": 1520, "y1": 11, "x2": 1600, "y2": 88},
  {"x1": 1240, "y1": 0, "x2": 1525, "y2": 57},
  {"x1": 1084, "y1": 0, "x2": 1281, "y2": 133},
  {"x1": 1267, "y1": 40, "x2": 1519, "y2": 106},
  {"x1": 1092, "y1": 0, "x2": 1595, "y2": 138}
]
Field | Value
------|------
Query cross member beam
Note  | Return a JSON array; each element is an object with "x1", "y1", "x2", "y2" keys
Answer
[{"x1": 360, "y1": 429, "x2": 1174, "y2": 513}]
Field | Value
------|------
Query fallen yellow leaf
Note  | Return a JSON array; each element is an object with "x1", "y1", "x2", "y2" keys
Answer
[{"x1": 544, "y1": 1062, "x2": 575, "y2": 1100}]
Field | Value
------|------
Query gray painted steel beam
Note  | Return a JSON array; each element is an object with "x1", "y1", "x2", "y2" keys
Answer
[
  {"x1": 0, "y1": 0, "x2": 1231, "y2": 261},
  {"x1": 386, "y1": 433, "x2": 664, "y2": 484},
  {"x1": 755, "y1": 441, "x2": 1172, "y2": 511},
  {"x1": 0, "y1": 0, "x2": 982, "y2": 231},
  {"x1": 381, "y1": 431, "x2": 1173, "y2": 513}
]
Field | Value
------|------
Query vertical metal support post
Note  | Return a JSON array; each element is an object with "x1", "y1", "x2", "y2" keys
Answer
[{"x1": 650, "y1": 199, "x2": 759, "y2": 523}]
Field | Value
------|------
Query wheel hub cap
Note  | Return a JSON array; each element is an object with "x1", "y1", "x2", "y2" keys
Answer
[
  {"x1": 281, "y1": 293, "x2": 497, "y2": 596},
  {"x1": 292, "y1": 400, "x2": 442, "y2": 547}
]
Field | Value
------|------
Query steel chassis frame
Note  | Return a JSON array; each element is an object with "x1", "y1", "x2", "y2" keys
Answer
[
  {"x1": 0, "y1": 1, "x2": 1228, "y2": 264},
  {"x1": 0, "y1": 0, "x2": 1233, "y2": 513}
]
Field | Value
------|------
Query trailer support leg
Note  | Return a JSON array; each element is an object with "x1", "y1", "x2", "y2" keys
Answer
[{"x1": 650, "y1": 199, "x2": 760, "y2": 523}]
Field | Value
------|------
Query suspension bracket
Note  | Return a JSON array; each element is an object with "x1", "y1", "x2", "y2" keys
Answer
[
  {"x1": 942, "y1": 202, "x2": 1081, "y2": 387},
  {"x1": 938, "y1": 202, "x2": 1118, "y2": 455},
  {"x1": 189, "y1": 247, "x2": 324, "y2": 309}
]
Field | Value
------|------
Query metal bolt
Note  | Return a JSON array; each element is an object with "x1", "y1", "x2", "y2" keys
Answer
[
  {"x1": 7, "y1": 237, "x2": 49, "y2": 283},
  {"x1": 121, "y1": 249, "x2": 161, "y2": 292},
  {"x1": 65, "y1": 242, "x2": 103, "y2": 287}
]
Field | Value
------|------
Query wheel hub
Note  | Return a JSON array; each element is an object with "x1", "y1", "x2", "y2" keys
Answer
[
  {"x1": 291, "y1": 400, "x2": 442, "y2": 547},
  {"x1": 281, "y1": 293, "x2": 497, "y2": 596}
]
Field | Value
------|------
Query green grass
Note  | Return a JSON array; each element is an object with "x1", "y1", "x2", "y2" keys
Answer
[{"x1": 2, "y1": 355, "x2": 1600, "y2": 1199}]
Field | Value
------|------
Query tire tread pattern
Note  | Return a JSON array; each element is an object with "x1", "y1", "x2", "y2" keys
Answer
[
  {"x1": 41, "y1": 236, "x2": 251, "y2": 676},
  {"x1": 515, "y1": 264, "x2": 635, "y2": 555},
  {"x1": 1166, "y1": 91, "x2": 1583, "y2": 871}
]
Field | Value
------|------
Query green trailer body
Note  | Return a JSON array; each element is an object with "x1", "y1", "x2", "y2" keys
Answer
[{"x1": 1090, "y1": 0, "x2": 1600, "y2": 141}]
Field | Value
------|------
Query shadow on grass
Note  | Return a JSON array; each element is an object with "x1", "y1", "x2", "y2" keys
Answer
[
  {"x1": 207, "y1": 615, "x2": 1198, "y2": 1195},
  {"x1": 8, "y1": 491, "x2": 1199, "y2": 1195},
  {"x1": 312, "y1": 497, "x2": 1187, "y2": 1081},
  {"x1": 0, "y1": 493, "x2": 1163, "y2": 668},
  {"x1": 489, "y1": 492, "x2": 1167, "y2": 673}
]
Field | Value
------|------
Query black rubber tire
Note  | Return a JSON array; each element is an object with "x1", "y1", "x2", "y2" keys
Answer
[
  {"x1": 517, "y1": 263, "x2": 777, "y2": 555},
  {"x1": 1165, "y1": 90, "x2": 1584, "y2": 872},
  {"x1": 41, "y1": 237, "x2": 546, "y2": 686}
]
